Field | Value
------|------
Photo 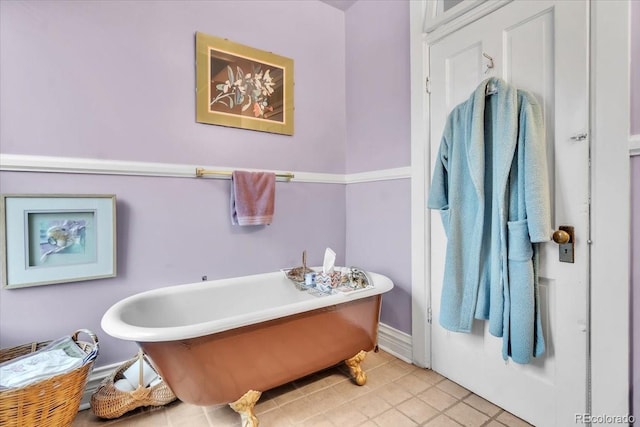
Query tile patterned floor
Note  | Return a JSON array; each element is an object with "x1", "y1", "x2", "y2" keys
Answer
[{"x1": 73, "y1": 350, "x2": 532, "y2": 427}]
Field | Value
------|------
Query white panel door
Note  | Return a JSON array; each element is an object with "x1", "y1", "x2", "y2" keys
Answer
[{"x1": 428, "y1": 1, "x2": 588, "y2": 425}]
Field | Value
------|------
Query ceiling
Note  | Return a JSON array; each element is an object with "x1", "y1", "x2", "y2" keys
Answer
[{"x1": 320, "y1": 0, "x2": 358, "y2": 11}]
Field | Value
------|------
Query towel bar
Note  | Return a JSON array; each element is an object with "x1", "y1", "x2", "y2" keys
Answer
[{"x1": 195, "y1": 168, "x2": 294, "y2": 180}]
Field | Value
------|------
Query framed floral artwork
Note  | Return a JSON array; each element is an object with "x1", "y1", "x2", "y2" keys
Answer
[
  {"x1": 195, "y1": 32, "x2": 294, "y2": 135},
  {"x1": 1, "y1": 194, "x2": 117, "y2": 289}
]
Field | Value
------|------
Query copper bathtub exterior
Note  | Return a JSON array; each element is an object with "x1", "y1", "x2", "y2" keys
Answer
[
  {"x1": 140, "y1": 294, "x2": 382, "y2": 406},
  {"x1": 101, "y1": 270, "x2": 394, "y2": 409}
]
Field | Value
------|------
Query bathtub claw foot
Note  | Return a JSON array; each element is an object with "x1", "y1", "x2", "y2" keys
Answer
[
  {"x1": 229, "y1": 390, "x2": 262, "y2": 427},
  {"x1": 345, "y1": 350, "x2": 367, "y2": 385}
]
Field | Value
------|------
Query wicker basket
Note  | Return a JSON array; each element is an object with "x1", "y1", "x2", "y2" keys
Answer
[
  {"x1": 0, "y1": 329, "x2": 99, "y2": 427},
  {"x1": 90, "y1": 350, "x2": 176, "y2": 419}
]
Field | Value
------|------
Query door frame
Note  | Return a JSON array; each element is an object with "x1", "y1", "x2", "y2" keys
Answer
[{"x1": 409, "y1": 0, "x2": 630, "y2": 418}]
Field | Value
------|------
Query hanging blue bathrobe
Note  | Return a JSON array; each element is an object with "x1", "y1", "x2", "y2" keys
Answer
[{"x1": 427, "y1": 77, "x2": 551, "y2": 364}]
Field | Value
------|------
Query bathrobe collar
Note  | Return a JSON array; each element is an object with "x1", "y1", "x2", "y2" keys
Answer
[{"x1": 466, "y1": 77, "x2": 519, "y2": 201}]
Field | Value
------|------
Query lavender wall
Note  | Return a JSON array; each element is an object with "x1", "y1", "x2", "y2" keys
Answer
[
  {"x1": 0, "y1": 172, "x2": 346, "y2": 365},
  {"x1": 0, "y1": 0, "x2": 346, "y2": 173},
  {"x1": 345, "y1": 0, "x2": 411, "y2": 174},
  {"x1": 344, "y1": 0, "x2": 412, "y2": 333},
  {"x1": 346, "y1": 180, "x2": 412, "y2": 332},
  {"x1": 0, "y1": 0, "x2": 349, "y2": 367}
]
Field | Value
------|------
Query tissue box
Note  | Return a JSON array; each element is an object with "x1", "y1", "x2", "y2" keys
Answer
[{"x1": 315, "y1": 271, "x2": 342, "y2": 293}]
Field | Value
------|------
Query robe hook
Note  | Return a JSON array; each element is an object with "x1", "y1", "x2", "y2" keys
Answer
[{"x1": 483, "y1": 52, "x2": 494, "y2": 74}]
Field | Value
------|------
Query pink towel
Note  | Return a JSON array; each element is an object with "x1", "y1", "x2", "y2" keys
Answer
[{"x1": 230, "y1": 171, "x2": 276, "y2": 226}]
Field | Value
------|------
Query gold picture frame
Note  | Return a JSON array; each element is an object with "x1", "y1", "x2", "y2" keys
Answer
[{"x1": 195, "y1": 32, "x2": 294, "y2": 135}]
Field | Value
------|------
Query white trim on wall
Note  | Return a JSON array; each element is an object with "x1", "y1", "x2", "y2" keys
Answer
[
  {"x1": 377, "y1": 322, "x2": 413, "y2": 364},
  {"x1": 424, "y1": 0, "x2": 511, "y2": 44},
  {"x1": 346, "y1": 167, "x2": 412, "y2": 183},
  {"x1": 631, "y1": 134, "x2": 640, "y2": 156},
  {"x1": 589, "y1": 0, "x2": 630, "y2": 418},
  {"x1": 0, "y1": 154, "x2": 410, "y2": 185},
  {"x1": 409, "y1": 0, "x2": 431, "y2": 370}
]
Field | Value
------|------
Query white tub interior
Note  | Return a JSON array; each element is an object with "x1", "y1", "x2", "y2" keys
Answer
[{"x1": 102, "y1": 270, "x2": 393, "y2": 342}]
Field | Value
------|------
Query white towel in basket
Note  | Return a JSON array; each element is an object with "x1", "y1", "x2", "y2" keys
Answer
[
  {"x1": 0, "y1": 349, "x2": 82, "y2": 388},
  {"x1": 0, "y1": 335, "x2": 94, "y2": 389}
]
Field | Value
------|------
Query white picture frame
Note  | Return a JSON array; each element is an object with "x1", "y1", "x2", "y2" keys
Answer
[{"x1": 1, "y1": 194, "x2": 117, "y2": 289}]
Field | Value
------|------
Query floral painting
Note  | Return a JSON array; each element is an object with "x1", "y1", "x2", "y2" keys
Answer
[
  {"x1": 210, "y1": 58, "x2": 283, "y2": 122},
  {"x1": 196, "y1": 32, "x2": 294, "y2": 135}
]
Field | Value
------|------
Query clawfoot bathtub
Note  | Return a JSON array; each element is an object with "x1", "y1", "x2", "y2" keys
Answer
[{"x1": 102, "y1": 270, "x2": 393, "y2": 425}]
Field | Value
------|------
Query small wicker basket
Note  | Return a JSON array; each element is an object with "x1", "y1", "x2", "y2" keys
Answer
[
  {"x1": 90, "y1": 349, "x2": 176, "y2": 419},
  {"x1": 0, "y1": 329, "x2": 99, "y2": 427}
]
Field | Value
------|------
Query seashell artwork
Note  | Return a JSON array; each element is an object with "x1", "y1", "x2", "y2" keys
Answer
[{"x1": 40, "y1": 220, "x2": 87, "y2": 262}]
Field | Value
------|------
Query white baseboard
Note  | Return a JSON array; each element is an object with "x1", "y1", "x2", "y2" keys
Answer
[
  {"x1": 377, "y1": 322, "x2": 413, "y2": 364},
  {"x1": 79, "y1": 322, "x2": 414, "y2": 411}
]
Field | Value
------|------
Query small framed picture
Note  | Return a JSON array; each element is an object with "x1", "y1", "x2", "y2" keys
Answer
[{"x1": 1, "y1": 194, "x2": 117, "y2": 289}]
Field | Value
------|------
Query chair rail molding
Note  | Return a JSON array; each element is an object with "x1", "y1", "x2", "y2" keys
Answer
[{"x1": 0, "y1": 153, "x2": 410, "y2": 185}]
